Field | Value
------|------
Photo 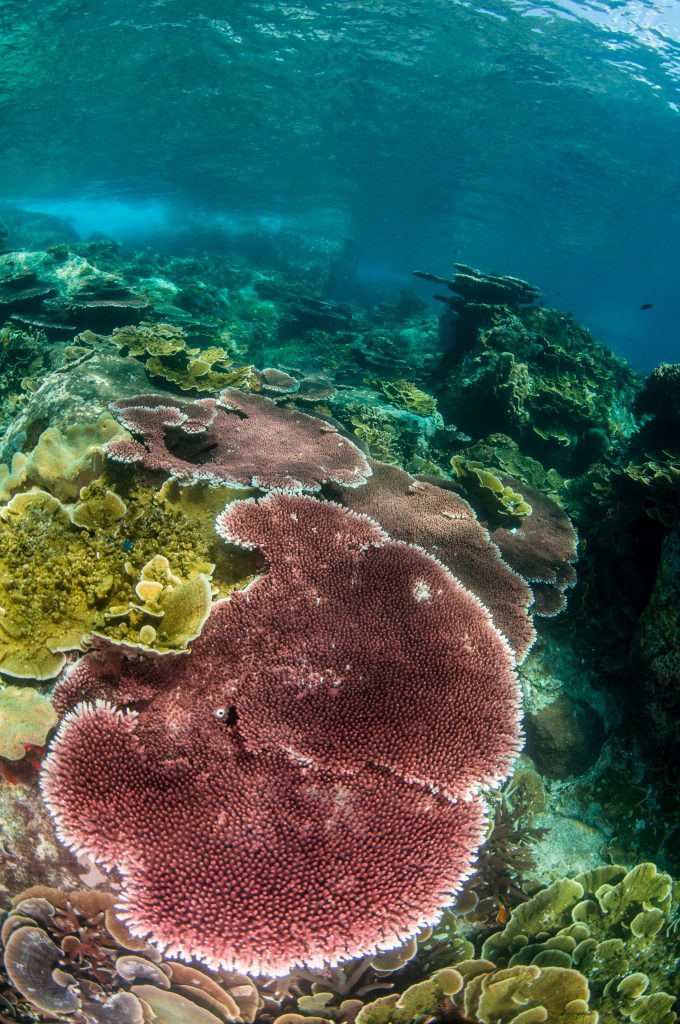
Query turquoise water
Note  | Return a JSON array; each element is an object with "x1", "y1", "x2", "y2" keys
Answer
[
  {"x1": 1, "y1": 4, "x2": 680, "y2": 1022},
  {"x1": 1, "y1": 0, "x2": 679, "y2": 367}
]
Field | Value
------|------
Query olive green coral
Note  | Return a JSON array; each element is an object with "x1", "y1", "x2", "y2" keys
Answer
[
  {"x1": 0, "y1": 685, "x2": 58, "y2": 760},
  {"x1": 368, "y1": 377, "x2": 438, "y2": 418},
  {"x1": 451, "y1": 457, "x2": 533, "y2": 519},
  {"x1": 0, "y1": 414, "x2": 128, "y2": 502},
  {"x1": 0, "y1": 476, "x2": 258, "y2": 680},
  {"x1": 481, "y1": 863, "x2": 678, "y2": 1024}
]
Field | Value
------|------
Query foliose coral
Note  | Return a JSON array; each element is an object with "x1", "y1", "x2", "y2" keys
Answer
[
  {"x1": 0, "y1": 885, "x2": 261, "y2": 1023},
  {"x1": 0, "y1": 414, "x2": 128, "y2": 502},
  {"x1": 41, "y1": 492, "x2": 522, "y2": 976},
  {"x1": 0, "y1": 685, "x2": 57, "y2": 761},
  {"x1": 481, "y1": 862, "x2": 678, "y2": 1023}
]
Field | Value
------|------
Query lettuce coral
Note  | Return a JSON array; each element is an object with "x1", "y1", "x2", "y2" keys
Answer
[
  {"x1": 0, "y1": 686, "x2": 57, "y2": 760},
  {"x1": 0, "y1": 477, "x2": 258, "y2": 680}
]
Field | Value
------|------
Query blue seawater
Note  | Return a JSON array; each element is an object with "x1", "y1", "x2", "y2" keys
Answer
[{"x1": 0, "y1": 0, "x2": 678, "y2": 368}]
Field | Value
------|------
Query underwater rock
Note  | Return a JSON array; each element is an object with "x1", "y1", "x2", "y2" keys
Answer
[
  {"x1": 629, "y1": 528, "x2": 680, "y2": 752},
  {"x1": 0, "y1": 207, "x2": 79, "y2": 251},
  {"x1": 42, "y1": 492, "x2": 522, "y2": 976},
  {"x1": 0, "y1": 351, "x2": 151, "y2": 464},
  {"x1": 523, "y1": 695, "x2": 606, "y2": 779},
  {"x1": 635, "y1": 362, "x2": 680, "y2": 428},
  {"x1": 0, "y1": 249, "x2": 149, "y2": 337},
  {"x1": 420, "y1": 286, "x2": 639, "y2": 474}
]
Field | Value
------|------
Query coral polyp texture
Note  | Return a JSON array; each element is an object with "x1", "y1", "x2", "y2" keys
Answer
[
  {"x1": 325, "y1": 460, "x2": 535, "y2": 662},
  {"x1": 106, "y1": 389, "x2": 371, "y2": 492},
  {"x1": 41, "y1": 492, "x2": 522, "y2": 977}
]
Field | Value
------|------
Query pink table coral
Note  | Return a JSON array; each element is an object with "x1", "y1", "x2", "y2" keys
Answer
[
  {"x1": 106, "y1": 389, "x2": 371, "y2": 492},
  {"x1": 42, "y1": 493, "x2": 522, "y2": 977}
]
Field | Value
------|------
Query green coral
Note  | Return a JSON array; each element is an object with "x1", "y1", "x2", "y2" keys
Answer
[
  {"x1": 367, "y1": 377, "x2": 438, "y2": 417},
  {"x1": 109, "y1": 321, "x2": 188, "y2": 358},
  {"x1": 481, "y1": 863, "x2": 678, "y2": 1023},
  {"x1": 103, "y1": 321, "x2": 262, "y2": 394},
  {"x1": 0, "y1": 414, "x2": 129, "y2": 502},
  {"x1": 349, "y1": 404, "x2": 402, "y2": 465},
  {"x1": 451, "y1": 456, "x2": 532, "y2": 518},
  {"x1": 355, "y1": 968, "x2": 463, "y2": 1024},
  {"x1": 0, "y1": 475, "x2": 259, "y2": 681},
  {"x1": 146, "y1": 344, "x2": 238, "y2": 393},
  {"x1": 0, "y1": 685, "x2": 58, "y2": 760}
]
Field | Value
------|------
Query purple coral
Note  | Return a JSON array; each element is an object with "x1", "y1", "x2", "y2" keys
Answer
[
  {"x1": 42, "y1": 493, "x2": 522, "y2": 977},
  {"x1": 106, "y1": 389, "x2": 371, "y2": 492}
]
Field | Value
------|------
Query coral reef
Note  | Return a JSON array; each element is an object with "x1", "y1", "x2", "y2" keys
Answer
[
  {"x1": 0, "y1": 476, "x2": 257, "y2": 680},
  {"x1": 0, "y1": 249, "x2": 149, "y2": 338},
  {"x1": 107, "y1": 390, "x2": 371, "y2": 492},
  {"x1": 0, "y1": 885, "x2": 261, "y2": 1023},
  {"x1": 41, "y1": 492, "x2": 522, "y2": 976},
  {"x1": 325, "y1": 460, "x2": 535, "y2": 663},
  {"x1": 418, "y1": 269, "x2": 639, "y2": 476},
  {"x1": 0, "y1": 240, "x2": 678, "y2": 1022}
]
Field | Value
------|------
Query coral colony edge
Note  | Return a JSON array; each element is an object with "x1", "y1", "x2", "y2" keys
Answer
[{"x1": 0, "y1": 238, "x2": 678, "y2": 1024}]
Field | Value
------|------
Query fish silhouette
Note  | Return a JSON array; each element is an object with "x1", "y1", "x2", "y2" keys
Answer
[{"x1": 640, "y1": 303, "x2": 654, "y2": 310}]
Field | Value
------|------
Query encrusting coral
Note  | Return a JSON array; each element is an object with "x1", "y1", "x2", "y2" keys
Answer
[{"x1": 41, "y1": 492, "x2": 523, "y2": 977}]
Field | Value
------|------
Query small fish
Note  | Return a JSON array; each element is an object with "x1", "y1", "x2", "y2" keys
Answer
[
  {"x1": 122, "y1": 538, "x2": 134, "y2": 552},
  {"x1": 640, "y1": 303, "x2": 654, "y2": 310},
  {"x1": 555, "y1": 290, "x2": 561, "y2": 296},
  {"x1": 496, "y1": 903, "x2": 508, "y2": 924}
]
